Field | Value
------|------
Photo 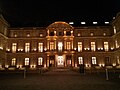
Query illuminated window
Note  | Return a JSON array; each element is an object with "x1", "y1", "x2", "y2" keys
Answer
[
  {"x1": 92, "y1": 57, "x2": 97, "y2": 65},
  {"x1": 12, "y1": 43, "x2": 17, "y2": 53},
  {"x1": 67, "y1": 42, "x2": 71, "y2": 50},
  {"x1": 38, "y1": 57, "x2": 43, "y2": 65},
  {"x1": 78, "y1": 42, "x2": 82, "y2": 52},
  {"x1": 104, "y1": 42, "x2": 109, "y2": 51},
  {"x1": 113, "y1": 26, "x2": 116, "y2": 34},
  {"x1": 11, "y1": 58, "x2": 16, "y2": 66},
  {"x1": 91, "y1": 42, "x2": 96, "y2": 51},
  {"x1": 58, "y1": 42, "x2": 63, "y2": 51},
  {"x1": 50, "y1": 42, "x2": 54, "y2": 50},
  {"x1": 78, "y1": 57, "x2": 83, "y2": 64},
  {"x1": 38, "y1": 43, "x2": 43, "y2": 52},
  {"x1": 25, "y1": 43, "x2": 30, "y2": 52},
  {"x1": 25, "y1": 58, "x2": 29, "y2": 66}
]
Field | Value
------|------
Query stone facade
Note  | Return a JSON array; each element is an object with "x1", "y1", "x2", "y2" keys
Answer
[{"x1": 0, "y1": 13, "x2": 120, "y2": 69}]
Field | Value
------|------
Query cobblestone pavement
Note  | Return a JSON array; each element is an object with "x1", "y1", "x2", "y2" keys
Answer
[{"x1": 0, "y1": 69, "x2": 120, "y2": 90}]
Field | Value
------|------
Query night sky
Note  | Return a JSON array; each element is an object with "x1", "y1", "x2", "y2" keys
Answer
[{"x1": 0, "y1": 0, "x2": 120, "y2": 27}]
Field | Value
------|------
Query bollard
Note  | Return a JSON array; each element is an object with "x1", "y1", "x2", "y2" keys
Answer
[
  {"x1": 105, "y1": 68, "x2": 109, "y2": 80},
  {"x1": 39, "y1": 68, "x2": 42, "y2": 75},
  {"x1": 24, "y1": 69, "x2": 26, "y2": 79}
]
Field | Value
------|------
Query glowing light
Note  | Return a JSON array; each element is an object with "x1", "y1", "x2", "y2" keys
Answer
[
  {"x1": 7, "y1": 49, "x2": 10, "y2": 51},
  {"x1": 69, "y1": 22, "x2": 74, "y2": 24},
  {"x1": 5, "y1": 65, "x2": 9, "y2": 68},
  {"x1": 87, "y1": 48, "x2": 90, "y2": 50},
  {"x1": 33, "y1": 48, "x2": 37, "y2": 51},
  {"x1": 101, "y1": 48, "x2": 103, "y2": 50},
  {"x1": 71, "y1": 30, "x2": 73, "y2": 33},
  {"x1": 74, "y1": 48, "x2": 76, "y2": 50},
  {"x1": 20, "y1": 65, "x2": 22, "y2": 68},
  {"x1": 99, "y1": 64, "x2": 102, "y2": 67},
  {"x1": 105, "y1": 22, "x2": 109, "y2": 24},
  {"x1": 44, "y1": 47, "x2": 47, "y2": 51},
  {"x1": 0, "y1": 64, "x2": 2, "y2": 68},
  {"x1": 98, "y1": 48, "x2": 100, "y2": 50},
  {"x1": 85, "y1": 64, "x2": 88, "y2": 67},
  {"x1": 111, "y1": 47, "x2": 114, "y2": 50},
  {"x1": 44, "y1": 64, "x2": 46, "y2": 68},
  {"x1": 112, "y1": 63, "x2": 116, "y2": 66},
  {"x1": 93, "y1": 22, "x2": 97, "y2": 24},
  {"x1": 75, "y1": 64, "x2": 77, "y2": 67},
  {"x1": 81, "y1": 22, "x2": 86, "y2": 24},
  {"x1": 0, "y1": 47, "x2": 3, "y2": 50}
]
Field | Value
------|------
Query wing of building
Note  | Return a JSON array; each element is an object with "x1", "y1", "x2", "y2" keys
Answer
[{"x1": 0, "y1": 13, "x2": 120, "y2": 69}]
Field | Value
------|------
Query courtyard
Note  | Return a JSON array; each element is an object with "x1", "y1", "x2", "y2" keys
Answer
[{"x1": 0, "y1": 68, "x2": 120, "y2": 90}]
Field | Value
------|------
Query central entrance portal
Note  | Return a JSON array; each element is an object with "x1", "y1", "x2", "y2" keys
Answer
[{"x1": 57, "y1": 56, "x2": 64, "y2": 67}]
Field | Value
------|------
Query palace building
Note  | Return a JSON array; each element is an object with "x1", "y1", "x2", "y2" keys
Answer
[{"x1": 0, "y1": 12, "x2": 120, "y2": 69}]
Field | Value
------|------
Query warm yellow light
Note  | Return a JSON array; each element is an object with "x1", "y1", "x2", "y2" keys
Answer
[
  {"x1": 44, "y1": 64, "x2": 46, "y2": 68},
  {"x1": 102, "y1": 64, "x2": 105, "y2": 67},
  {"x1": 85, "y1": 64, "x2": 88, "y2": 67},
  {"x1": 99, "y1": 64, "x2": 102, "y2": 67},
  {"x1": 0, "y1": 64, "x2": 2, "y2": 68},
  {"x1": 18, "y1": 49, "x2": 20, "y2": 51},
  {"x1": 33, "y1": 48, "x2": 37, "y2": 51},
  {"x1": 112, "y1": 63, "x2": 116, "y2": 66},
  {"x1": 20, "y1": 65, "x2": 22, "y2": 68},
  {"x1": 75, "y1": 64, "x2": 77, "y2": 67},
  {"x1": 71, "y1": 30, "x2": 73, "y2": 33},
  {"x1": 111, "y1": 48, "x2": 114, "y2": 50},
  {"x1": 74, "y1": 48, "x2": 76, "y2": 50},
  {"x1": 98, "y1": 48, "x2": 100, "y2": 50},
  {"x1": 0, "y1": 47, "x2": 3, "y2": 50},
  {"x1": 5, "y1": 65, "x2": 9, "y2": 68},
  {"x1": 7, "y1": 49, "x2": 10, "y2": 51},
  {"x1": 87, "y1": 48, "x2": 90, "y2": 50},
  {"x1": 44, "y1": 47, "x2": 47, "y2": 51}
]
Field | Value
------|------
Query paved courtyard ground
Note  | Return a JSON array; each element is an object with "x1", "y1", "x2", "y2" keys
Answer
[{"x1": 0, "y1": 69, "x2": 120, "y2": 90}]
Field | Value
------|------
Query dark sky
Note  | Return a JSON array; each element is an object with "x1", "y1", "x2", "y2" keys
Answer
[{"x1": 0, "y1": 0, "x2": 120, "y2": 27}]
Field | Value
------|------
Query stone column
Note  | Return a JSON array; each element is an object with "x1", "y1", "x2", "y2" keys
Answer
[
  {"x1": 72, "y1": 54, "x2": 74, "y2": 67},
  {"x1": 47, "y1": 40, "x2": 49, "y2": 50},
  {"x1": 47, "y1": 55, "x2": 49, "y2": 67}
]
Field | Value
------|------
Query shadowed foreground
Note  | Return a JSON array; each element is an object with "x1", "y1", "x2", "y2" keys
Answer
[{"x1": 0, "y1": 69, "x2": 120, "y2": 90}]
